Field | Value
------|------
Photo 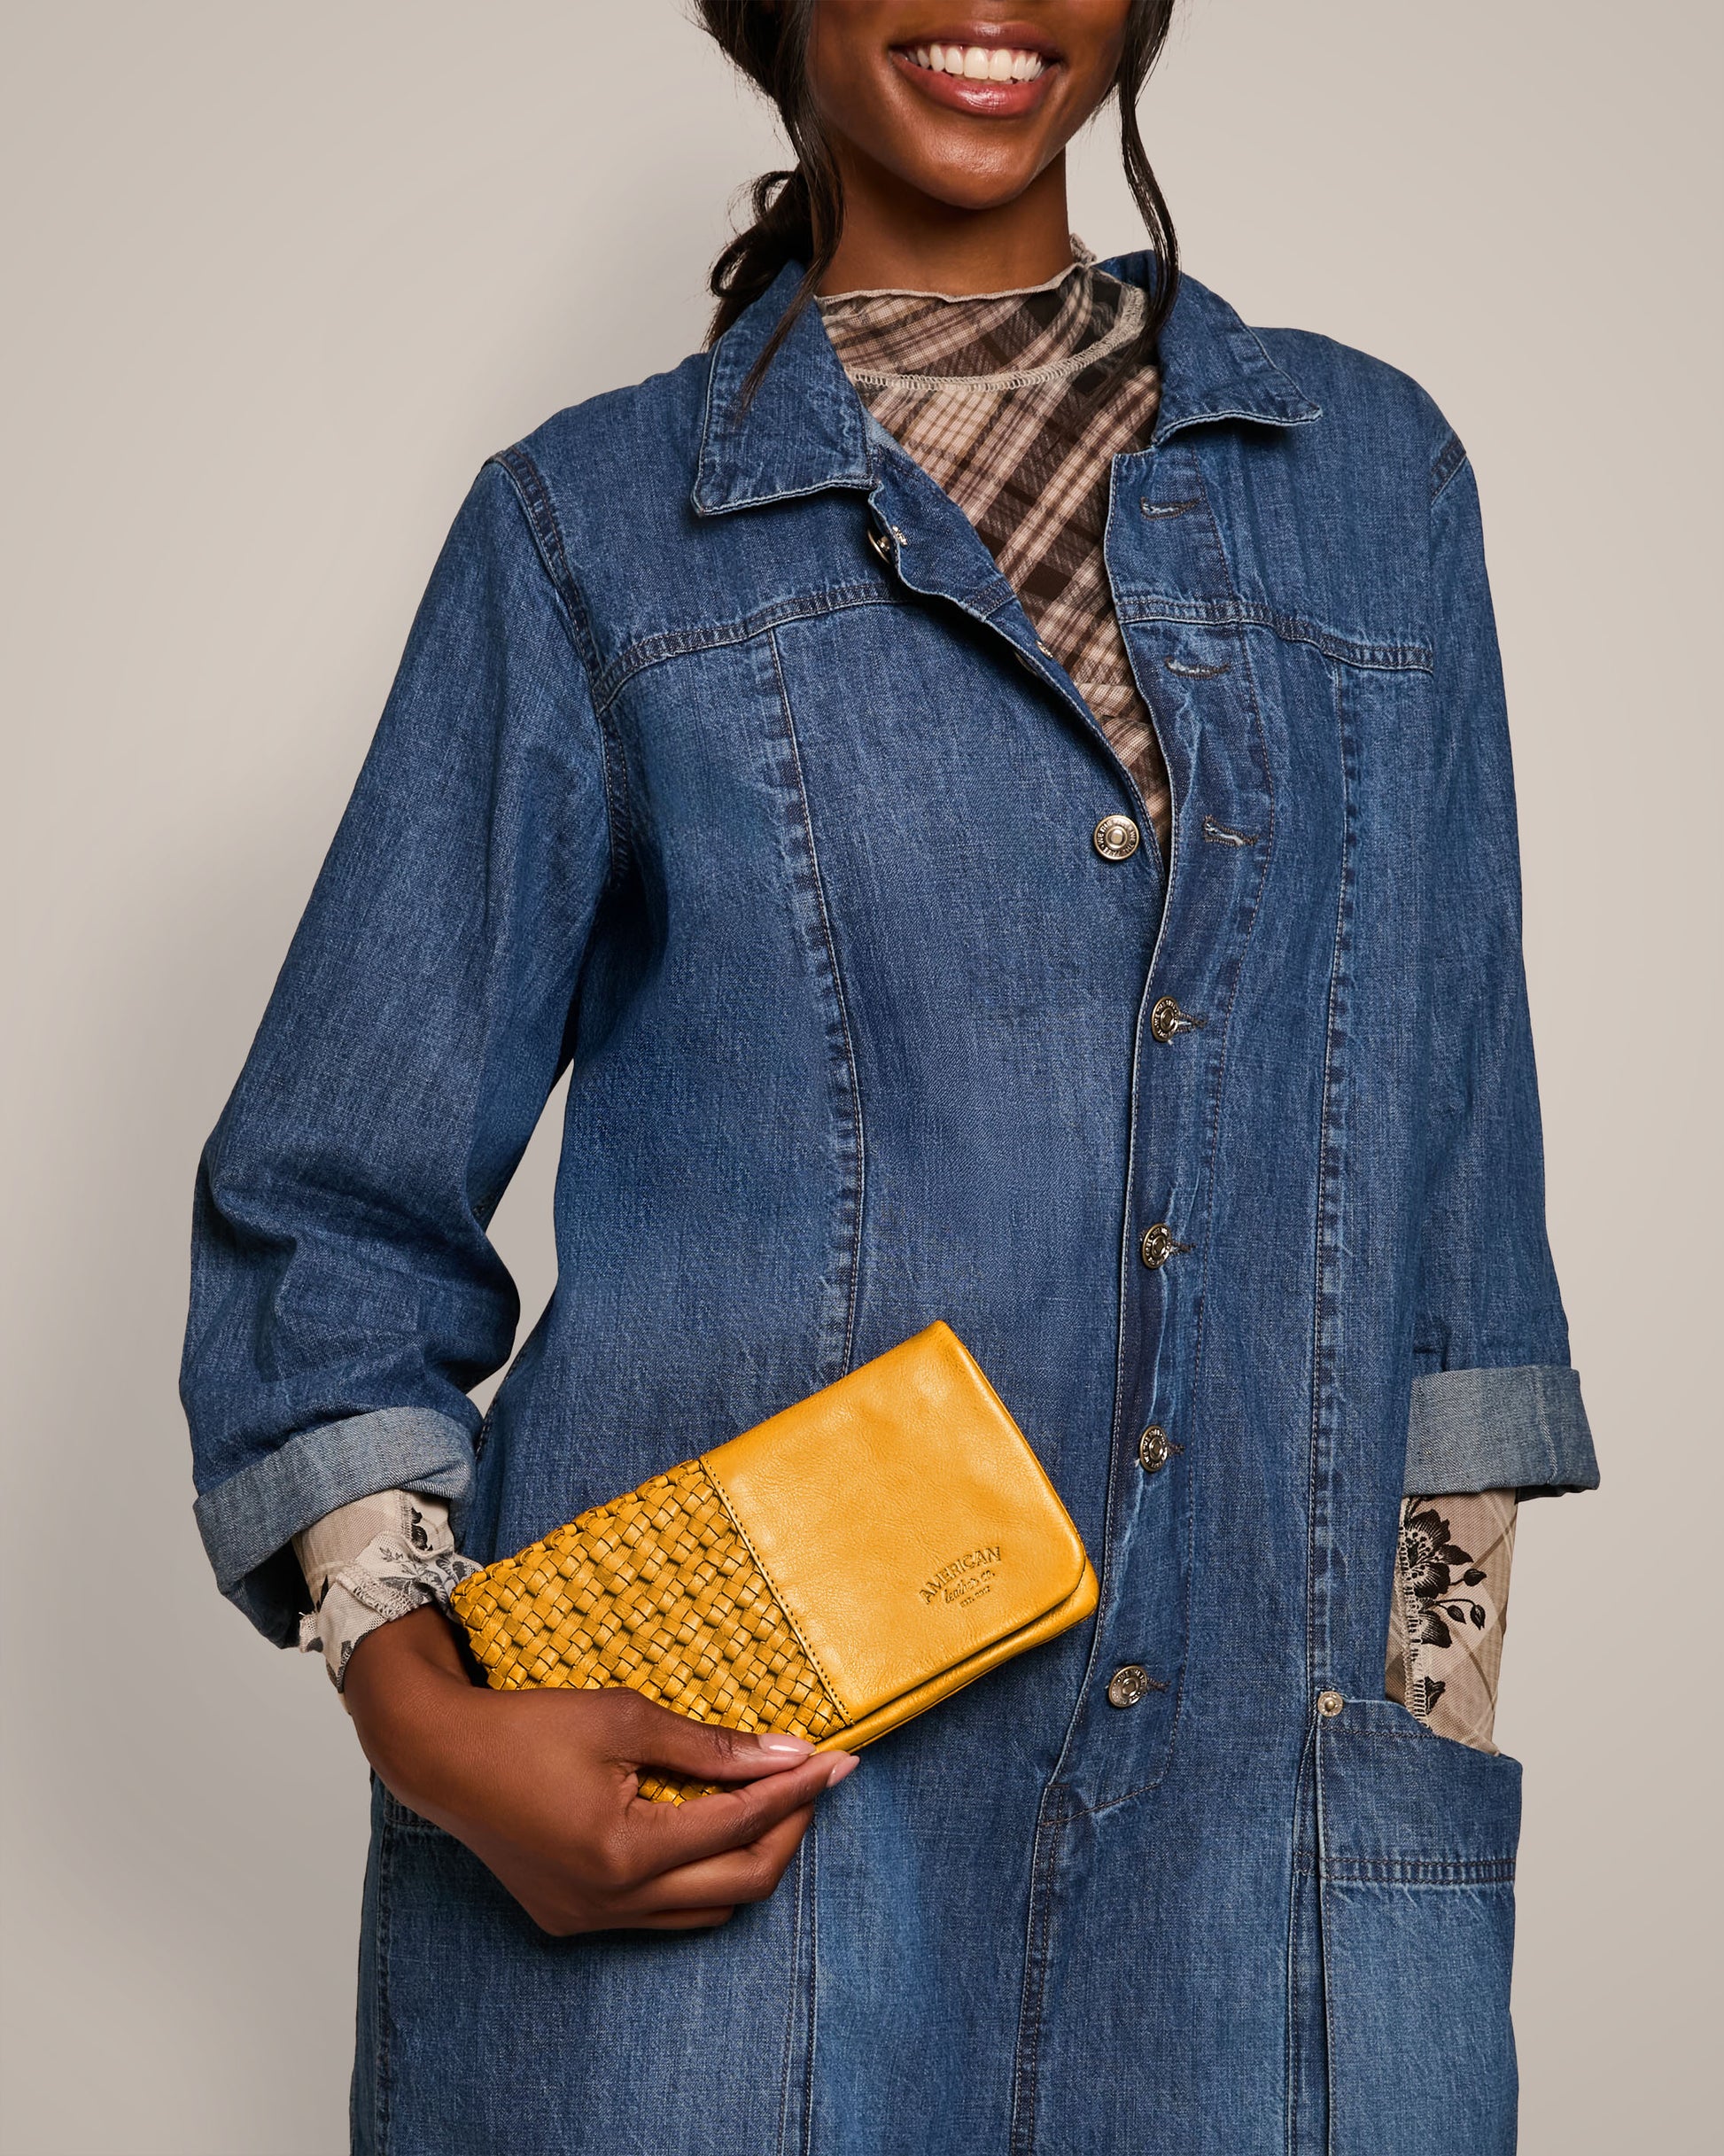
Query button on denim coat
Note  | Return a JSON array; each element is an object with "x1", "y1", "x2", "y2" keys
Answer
[{"x1": 182, "y1": 258, "x2": 1597, "y2": 2156}]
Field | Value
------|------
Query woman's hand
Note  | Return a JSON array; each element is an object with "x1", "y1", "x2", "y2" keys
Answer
[{"x1": 343, "y1": 1606, "x2": 857, "y2": 1935}]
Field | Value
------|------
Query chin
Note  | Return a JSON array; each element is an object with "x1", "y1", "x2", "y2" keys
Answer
[{"x1": 902, "y1": 152, "x2": 1049, "y2": 215}]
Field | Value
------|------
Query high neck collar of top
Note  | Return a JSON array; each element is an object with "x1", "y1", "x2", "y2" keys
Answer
[
  {"x1": 817, "y1": 245, "x2": 1139, "y2": 391},
  {"x1": 816, "y1": 238, "x2": 1098, "y2": 310},
  {"x1": 689, "y1": 258, "x2": 1324, "y2": 519}
]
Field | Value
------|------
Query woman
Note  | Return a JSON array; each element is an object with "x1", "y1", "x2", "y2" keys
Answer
[{"x1": 182, "y1": 4, "x2": 1597, "y2": 2150}]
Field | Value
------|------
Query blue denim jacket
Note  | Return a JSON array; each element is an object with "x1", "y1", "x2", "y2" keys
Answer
[{"x1": 183, "y1": 258, "x2": 1596, "y2": 2155}]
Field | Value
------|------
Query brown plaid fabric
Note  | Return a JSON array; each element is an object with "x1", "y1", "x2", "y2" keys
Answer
[{"x1": 819, "y1": 259, "x2": 1171, "y2": 851}]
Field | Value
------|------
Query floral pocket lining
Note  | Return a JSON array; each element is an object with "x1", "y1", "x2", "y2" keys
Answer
[{"x1": 1385, "y1": 1490, "x2": 1517, "y2": 1754}]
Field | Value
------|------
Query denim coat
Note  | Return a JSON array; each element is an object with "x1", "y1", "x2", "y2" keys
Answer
[{"x1": 182, "y1": 257, "x2": 1597, "y2": 2156}]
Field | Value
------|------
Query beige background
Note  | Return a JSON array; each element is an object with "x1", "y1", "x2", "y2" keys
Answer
[{"x1": 3, "y1": 3, "x2": 1718, "y2": 2150}]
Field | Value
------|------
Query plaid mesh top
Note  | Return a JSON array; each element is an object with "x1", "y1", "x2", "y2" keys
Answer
[{"x1": 819, "y1": 256, "x2": 1171, "y2": 851}]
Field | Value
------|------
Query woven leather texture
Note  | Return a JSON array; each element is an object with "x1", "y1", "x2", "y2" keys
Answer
[{"x1": 449, "y1": 1458, "x2": 847, "y2": 1804}]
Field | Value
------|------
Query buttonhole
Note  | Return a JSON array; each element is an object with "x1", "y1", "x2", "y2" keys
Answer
[
  {"x1": 1141, "y1": 1674, "x2": 1171, "y2": 1691},
  {"x1": 1140, "y1": 497, "x2": 1199, "y2": 519},
  {"x1": 1201, "y1": 814, "x2": 1259, "y2": 848},
  {"x1": 1164, "y1": 658, "x2": 1231, "y2": 679}
]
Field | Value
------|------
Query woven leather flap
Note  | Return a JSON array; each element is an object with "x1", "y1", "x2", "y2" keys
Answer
[{"x1": 702, "y1": 1322, "x2": 1086, "y2": 1724}]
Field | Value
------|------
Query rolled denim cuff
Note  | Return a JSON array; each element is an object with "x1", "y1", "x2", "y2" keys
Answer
[
  {"x1": 1405, "y1": 1365, "x2": 1598, "y2": 1499},
  {"x1": 194, "y1": 1406, "x2": 478, "y2": 1645}
]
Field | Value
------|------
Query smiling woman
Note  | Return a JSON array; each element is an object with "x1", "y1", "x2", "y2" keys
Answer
[
  {"x1": 701, "y1": 1, "x2": 1177, "y2": 382},
  {"x1": 180, "y1": 3, "x2": 1596, "y2": 2152}
]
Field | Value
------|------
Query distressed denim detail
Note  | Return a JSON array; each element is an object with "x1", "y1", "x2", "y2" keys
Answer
[
  {"x1": 1405, "y1": 1365, "x2": 1597, "y2": 1498},
  {"x1": 194, "y1": 1406, "x2": 475, "y2": 1644}
]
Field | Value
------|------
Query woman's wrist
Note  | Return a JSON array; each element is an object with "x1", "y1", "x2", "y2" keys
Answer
[
  {"x1": 293, "y1": 1491, "x2": 480, "y2": 1692},
  {"x1": 344, "y1": 1607, "x2": 479, "y2": 1806}
]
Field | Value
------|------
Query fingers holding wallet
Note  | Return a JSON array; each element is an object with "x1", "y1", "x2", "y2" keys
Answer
[{"x1": 344, "y1": 1612, "x2": 857, "y2": 1936}]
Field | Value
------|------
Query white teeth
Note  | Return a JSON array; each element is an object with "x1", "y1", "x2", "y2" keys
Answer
[{"x1": 907, "y1": 43, "x2": 1046, "y2": 82}]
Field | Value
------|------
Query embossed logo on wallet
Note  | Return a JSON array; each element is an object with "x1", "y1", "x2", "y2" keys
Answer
[{"x1": 919, "y1": 1543, "x2": 1001, "y2": 1609}]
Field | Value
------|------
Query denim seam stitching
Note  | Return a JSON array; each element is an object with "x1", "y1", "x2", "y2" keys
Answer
[
  {"x1": 1307, "y1": 662, "x2": 1358, "y2": 1701},
  {"x1": 773, "y1": 1835, "x2": 804, "y2": 2156},
  {"x1": 373, "y1": 1790, "x2": 395, "y2": 2156},
  {"x1": 589, "y1": 585, "x2": 900, "y2": 710},
  {"x1": 1006, "y1": 1807, "x2": 1065, "y2": 2156},
  {"x1": 1285, "y1": 1721, "x2": 1319, "y2": 2156},
  {"x1": 1315, "y1": 1728, "x2": 1340, "y2": 2152},
  {"x1": 1299, "y1": 1856, "x2": 1517, "y2": 1882},
  {"x1": 799, "y1": 1822, "x2": 820, "y2": 2156},
  {"x1": 488, "y1": 446, "x2": 633, "y2": 896},
  {"x1": 1113, "y1": 596, "x2": 1433, "y2": 673},
  {"x1": 1429, "y1": 430, "x2": 1470, "y2": 504},
  {"x1": 766, "y1": 629, "x2": 867, "y2": 1382}
]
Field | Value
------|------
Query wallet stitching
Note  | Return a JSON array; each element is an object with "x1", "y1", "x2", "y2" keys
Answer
[{"x1": 698, "y1": 1453, "x2": 854, "y2": 1724}]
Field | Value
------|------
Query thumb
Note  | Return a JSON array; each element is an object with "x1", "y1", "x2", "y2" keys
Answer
[{"x1": 600, "y1": 1689, "x2": 824, "y2": 1782}]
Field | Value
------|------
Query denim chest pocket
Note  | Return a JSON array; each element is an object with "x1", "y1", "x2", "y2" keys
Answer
[{"x1": 1293, "y1": 1697, "x2": 1521, "y2": 2156}]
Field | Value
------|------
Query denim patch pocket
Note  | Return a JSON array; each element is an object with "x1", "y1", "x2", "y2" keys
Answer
[{"x1": 1308, "y1": 1698, "x2": 1520, "y2": 2156}]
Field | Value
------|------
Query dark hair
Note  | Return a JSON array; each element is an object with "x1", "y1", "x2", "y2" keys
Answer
[{"x1": 699, "y1": 2, "x2": 1179, "y2": 388}]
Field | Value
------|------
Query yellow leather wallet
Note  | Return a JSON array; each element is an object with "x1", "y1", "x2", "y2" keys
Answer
[{"x1": 448, "y1": 1322, "x2": 1098, "y2": 1802}]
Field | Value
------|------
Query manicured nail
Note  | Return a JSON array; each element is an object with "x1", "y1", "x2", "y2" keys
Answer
[
  {"x1": 751, "y1": 1734, "x2": 814, "y2": 1760},
  {"x1": 823, "y1": 1753, "x2": 859, "y2": 1786}
]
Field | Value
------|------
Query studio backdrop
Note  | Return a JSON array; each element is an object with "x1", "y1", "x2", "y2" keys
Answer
[{"x1": 2, "y1": 4, "x2": 1717, "y2": 2152}]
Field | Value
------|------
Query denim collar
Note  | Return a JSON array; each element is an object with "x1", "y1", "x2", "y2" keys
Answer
[{"x1": 691, "y1": 254, "x2": 1321, "y2": 518}]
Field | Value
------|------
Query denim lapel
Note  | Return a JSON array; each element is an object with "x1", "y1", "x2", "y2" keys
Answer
[
  {"x1": 690, "y1": 257, "x2": 1322, "y2": 525},
  {"x1": 690, "y1": 265, "x2": 875, "y2": 517},
  {"x1": 1099, "y1": 252, "x2": 1324, "y2": 441}
]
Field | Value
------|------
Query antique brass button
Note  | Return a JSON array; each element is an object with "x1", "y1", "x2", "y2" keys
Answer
[
  {"x1": 1138, "y1": 1424, "x2": 1174, "y2": 1474},
  {"x1": 1093, "y1": 813, "x2": 1140, "y2": 862},
  {"x1": 866, "y1": 525, "x2": 891, "y2": 562},
  {"x1": 1150, "y1": 995, "x2": 1203, "y2": 1044},
  {"x1": 1317, "y1": 1690, "x2": 1345, "y2": 1719},
  {"x1": 1139, "y1": 1221, "x2": 1191, "y2": 1270},
  {"x1": 1107, "y1": 1664, "x2": 1153, "y2": 1708}
]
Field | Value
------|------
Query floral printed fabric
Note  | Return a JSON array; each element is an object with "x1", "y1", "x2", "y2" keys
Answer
[
  {"x1": 1385, "y1": 1490, "x2": 1518, "y2": 1752},
  {"x1": 293, "y1": 1489, "x2": 478, "y2": 1692}
]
